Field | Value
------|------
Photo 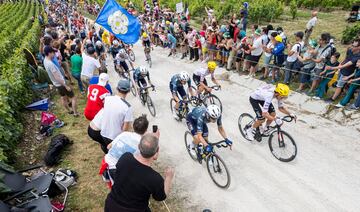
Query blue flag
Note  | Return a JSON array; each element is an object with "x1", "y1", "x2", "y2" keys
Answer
[{"x1": 95, "y1": 0, "x2": 141, "y2": 44}]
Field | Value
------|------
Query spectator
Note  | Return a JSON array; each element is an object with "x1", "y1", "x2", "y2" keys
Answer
[
  {"x1": 100, "y1": 79, "x2": 133, "y2": 148},
  {"x1": 283, "y1": 31, "x2": 304, "y2": 84},
  {"x1": 297, "y1": 39, "x2": 318, "y2": 92},
  {"x1": 246, "y1": 28, "x2": 263, "y2": 78},
  {"x1": 104, "y1": 115, "x2": 149, "y2": 182},
  {"x1": 70, "y1": 47, "x2": 84, "y2": 93},
  {"x1": 81, "y1": 44, "x2": 101, "y2": 91},
  {"x1": 88, "y1": 109, "x2": 106, "y2": 153},
  {"x1": 234, "y1": 30, "x2": 247, "y2": 72},
  {"x1": 240, "y1": 2, "x2": 249, "y2": 31},
  {"x1": 223, "y1": 32, "x2": 233, "y2": 70},
  {"x1": 104, "y1": 133, "x2": 175, "y2": 212},
  {"x1": 167, "y1": 30, "x2": 177, "y2": 57},
  {"x1": 270, "y1": 35, "x2": 286, "y2": 83},
  {"x1": 304, "y1": 11, "x2": 318, "y2": 46},
  {"x1": 307, "y1": 33, "x2": 332, "y2": 94},
  {"x1": 313, "y1": 52, "x2": 340, "y2": 99},
  {"x1": 43, "y1": 46, "x2": 78, "y2": 116},
  {"x1": 84, "y1": 73, "x2": 111, "y2": 121},
  {"x1": 323, "y1": 39, "x2": 360, "y2": 102},
  {"x1": 89, "y1": 75, "x2": 113, "y2": 94},
  {"x1": 261, "y1": 32, "x2": 276, "y2": 80}
]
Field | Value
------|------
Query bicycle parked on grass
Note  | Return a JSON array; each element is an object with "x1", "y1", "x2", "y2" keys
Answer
[
  {"x1": 184, "y1": 131, "x2": 231, "y2": 188},
  {"x1": 238, "y1": 114, "x2": 297, "y2": 162},
  {"x1": 191, "y1": 85, "x2": 223, "y2": 111},
  {"x1": 139, "y1": 86, "x2": 156, "y2": 117}
]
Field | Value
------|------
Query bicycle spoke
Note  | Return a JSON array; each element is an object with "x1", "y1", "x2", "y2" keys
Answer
[{"x1": 206, "y1": 154, "x2": 230, "y2": 188}]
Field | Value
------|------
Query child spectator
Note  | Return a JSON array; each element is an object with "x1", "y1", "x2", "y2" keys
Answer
[{"x1": 296, "y1": 39, "x2": 318, "y2": 92}]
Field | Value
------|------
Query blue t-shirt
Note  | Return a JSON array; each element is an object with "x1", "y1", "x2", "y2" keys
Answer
[
  {"x1": 170, "y1": 74, "x2": 191, "y2": 93},
  {"x1": 187, "y1": 106, "x2": 222, "y2": 133},
  {"x1": 167, "y1": 33, "x2": 176, "y2": 43},
  {"x1": 89, "y1": 76, "x2": 113, "y2": 94}
]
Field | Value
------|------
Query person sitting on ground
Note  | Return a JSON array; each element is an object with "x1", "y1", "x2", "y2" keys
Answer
[
  {"x1": 313, "y1": 52, "x2": 340, "y2": 99},
  {"x1": 103, "y1": 115, "x2": 150, "y2": 184},
  {"x1": 104, "y1": 133, "x2": 175, "y2": 212},
  {"x1": 84, "y1": 73, "x2": 111, "y2": 121}
]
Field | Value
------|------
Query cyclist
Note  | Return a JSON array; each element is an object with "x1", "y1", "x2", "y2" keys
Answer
[
  {"x1": 186, "y1": 105, "x2": 232, "y2": 159},
  {"x1": 245, "y1": 83, "x2": 296, "y2": 141},
  {"x1": 141, "y1": 32, "x2": 151, "y2": 48},
  {"x1": 193, "y1": 61, "x2": 221, "y2": 96},
  {"x1": 109, "y1": 40, "x2": 123, "y2": 59},
  {"x1": 169, "y1": 71, "x2": 195, "y2": 117},
  {"x1": 115, "y1": 49, "x2": 135, "y2": 76},
  {"x1": 133, "y1": 66, "x2": 154, "y2": 92}
]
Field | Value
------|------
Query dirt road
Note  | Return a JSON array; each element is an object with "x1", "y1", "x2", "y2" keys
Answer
[{"x1": 105, "y1": 41, "x2": 360, "y2": 212}]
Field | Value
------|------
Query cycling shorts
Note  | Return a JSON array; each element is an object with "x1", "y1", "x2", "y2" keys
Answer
[
  {"x1": 186, "y1": 116, "x2": 209, "y2": 138},
  {"x1": 192, "y1": 74, "x2": 208, "y2": 87},
  {"x1": 118, "y1": 61, "x2": 129, "y2": 71},
  {"x1": 169, "y1": 82, "x2": 187, "y2": 99},
  {"x1": 143, "y1": 40, "x2": 151, "y2": 48},
  {"x1": 249, "y1": 97, "x2": 275, "y2": 120}
]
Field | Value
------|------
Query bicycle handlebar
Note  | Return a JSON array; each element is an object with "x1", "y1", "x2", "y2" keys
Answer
[
  {"x1": 281, "y1": 115, "x2": 295, "y2": 123},
  {"x1": 210, "y1": 85, "x2": 221, "y2": 91},
  {"x1": 209, "y1": 140, "x2": 230, "y2": 148}
]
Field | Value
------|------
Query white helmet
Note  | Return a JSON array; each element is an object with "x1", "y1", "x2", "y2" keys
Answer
[
  {"x1": 113, "y1": 40, "x2": 119, "y2": 45},
  {"x1": 179, "y1": 71, "x2": 190, "y2": 82},
  {"x1": 86, "y1": 39, "x2": 92, "y2": 44},
  {"x1": 206, "y1": 104, "x2": 221, "y2": 119},
  {"x1": 119, "y1": 48, "x2": 126, "y2": 55},
  {"x1": 95, "y1": 40, "x2": 102, "y2": 46},
  {"x1": 139, "y1": 66, "x2": 148, "y2": 75}
]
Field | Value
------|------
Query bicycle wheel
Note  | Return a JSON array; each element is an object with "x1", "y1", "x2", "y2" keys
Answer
[
  {"x1": 169, "y1": 98, "x2": 179, "y2": 118},
  {"x1": 146, "y1": 95, "x2": 156, "y2": 117},
  {"x1": 184, "y1": 131, "x2": 198, "y2": 161},
  {"x1": 128, "y1": 49, "x2": 135, "y2": 62},
  {"x1": 130, "y1": 84, "x2": 136, "y2": 96},
  {"x1": 203, "y1": 94, "x2": 223, "y2": 112},
  {"x1": 238, "y1": 113, "x2": 255, "y2": 141},
  {"x1": 268, "y1": 130, "x2": 297, "y2": 162},
  {"x1": 149, "y1": 58, "x2": 152, "y2": 68},
  {"x1": 206, "y1": 153, "x2": 231, "y2": 189},
  {"x1": 140, "y1": 93, "x2": 146, "y2": 105}
]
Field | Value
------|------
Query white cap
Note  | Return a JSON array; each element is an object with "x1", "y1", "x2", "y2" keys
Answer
[{"x1": 98, "y1": 73, "x2": 109, "y2": 86}]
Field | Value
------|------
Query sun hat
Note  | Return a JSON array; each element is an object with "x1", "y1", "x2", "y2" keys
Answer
[
  {"x1": 98, "y1": 73, "x2": 109, "y2": 86},
  {"x1": 254, "y1": 28, "x2": 262, "y2": 36}
]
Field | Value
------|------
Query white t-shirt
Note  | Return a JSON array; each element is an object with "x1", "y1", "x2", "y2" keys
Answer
[
  {"x1": 287, "y1": 43, "x2": 302, "y2": 62},
  {"x1": 264, "y1": 42, "x2": 274, "y2": 57},
  {"x1": 194, "y1": 67, "x2": 214, "y2": 82},
  {"x1": 306, "y1": 17, "x2": 317, "y2": 30},
  {"x1": 100, "y1": 96, "x2": 133, "y2": 140},
  {"x1": 250, "y1": 84, "x2": 284, "y2": 112},
  {"x1": 251, "y1": 37, "x2": 263, "y2": 56},
  {"x1": 81, "y1": 53, "x2": 100, "y2": 78},
  {"x1": 104, "y1": 132, "x2": 141, "y2": 169}
]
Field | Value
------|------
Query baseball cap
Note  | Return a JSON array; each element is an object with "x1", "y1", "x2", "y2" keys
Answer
[
  {"x1": 294, "y1": 31, "x2": 304, "y2": 39},
  {"x1": 98, "y1": 73, "x2": 109, "y2": 86},
  {"x1": 254, "y1": 28, "x2": 262, "y2": 36},
  {"x1": 117, "y1": 78, "x2": 131, "y2": 92},
  {"x1": 275, "y1": 35, "x2": 283, "y2": 42},
  {"x1": 44, "y1": 46, "x2": 56, "y2": 56}
]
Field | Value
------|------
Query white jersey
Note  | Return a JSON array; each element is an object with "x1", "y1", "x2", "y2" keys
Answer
[
  {"x1": 115, "y1": 52, "x2": 129, "y2": 63},
  {"x1": 250, "y1": 84, "x2": 284, "y2": 111},
  {"x1": 194, "y1": 67, "x2": 214, "y2": 82}
]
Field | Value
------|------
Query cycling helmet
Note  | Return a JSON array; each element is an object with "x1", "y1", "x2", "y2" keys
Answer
[
  {"x1": 86, "y1": 39, "x2": 92, "y2": 45},
  {"x1": 165, "y1": 20, "x2": 171, "y2": 25},
  {"x1": 95, "y1": 40, "x2": 102, "y2": 46},
  {"x1": 113, "y1": 40, "x2": 119, "y2": 45},
  {"x1": 206, "y1": 104, "x2": 221, "y2": 119},
  {"x1": 275, "y1": 83, "x2": 290, "y2": 97},
  {"x1": 139, "y1": 66, "x2": 148, "y2": 75},
  {"x1": 142, "y1": 32, "x2": 148, "y2": 38},
  {"x1": 117, "y1": 78, "x2": 131, "y2": 92},
  {"x1": 179, "y1": 72, "x2": 190, "y2": 82},
  {"x1": 119, "y1": 48, "x2": 126, "y2": 55},
  {"x1": 207, "y1": 61, "x2": 217, "y2": 72}
]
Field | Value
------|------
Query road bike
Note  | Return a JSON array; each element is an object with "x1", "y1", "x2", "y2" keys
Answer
[
  {"x1": 191, "y1": 85, "x2": 223, "y2": 111},
  {"x1": 170, "y1": 98, "x2": 192, "y2": 121},
  {"x1": 184, "y1": 131, "x2": 231, "y2": 188},
  {"x1": 238, "y1": 114, "x2": 297, "y2": 162},
  {"x1": 144, "y1": 46, "x2": 152, "y2": 68},
  {"x1": 139, "y1": 86, "x2": 156, "y2": 117},
  {"x1": 125, "y1": 44, "x2": 135, "y2": 62}
]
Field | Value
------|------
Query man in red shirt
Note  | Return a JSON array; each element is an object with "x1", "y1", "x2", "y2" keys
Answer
[{"x1": 84, "y1": 73, "x2": 111, "y2": 120}]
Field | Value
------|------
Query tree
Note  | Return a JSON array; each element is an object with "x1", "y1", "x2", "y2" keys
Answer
[{"x1": 290, "y1": 0, "x2": 297, "y2": 20}]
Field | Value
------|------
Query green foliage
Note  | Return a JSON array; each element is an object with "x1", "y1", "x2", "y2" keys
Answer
[
  {"x1": 295, "y1": 0, "x2": 356, "y2": 9},
  {"x1": 342, "y1": 23, "x2": 360, "y2": 44},
  {"x1": 290, "y1": 0, "x2": 297, "y2": 19},
  {"x1": 248, "y1": 0, "x2": 284, "y2": 23},
  {"x1": 0, "y1": 1, "x2": 42, "y2": 162}
]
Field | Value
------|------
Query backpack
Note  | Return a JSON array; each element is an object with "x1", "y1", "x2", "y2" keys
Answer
[
  {"x1": 321, "y1": 43, "x2": 336, "y2": 62},
  {"x1": 44, "y1": 134, "x2": 72, "y2": 166}
]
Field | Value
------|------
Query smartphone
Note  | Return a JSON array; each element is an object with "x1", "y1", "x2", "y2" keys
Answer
[{"x1": 152, "y1": 125, "x2": 158, "y2": 133}]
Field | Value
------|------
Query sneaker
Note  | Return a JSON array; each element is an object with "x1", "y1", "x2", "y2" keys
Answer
[
  {"x1": 347, "y1": 104, "x2": 360, "y2": 110},
  {"x1": 334, "y1": 103, "x2": 344, "y2": 108},
  {"x1": 245, "y1": 74, "x2": 251, "y2": 79},
  {"x1": 245, "y1": 127, "x2": 255, "y2": 141},
  {"x1": 262, "y1": 126, "x2": 271, "y2": 136},
  {"x1": 312, "y1": 96, "x2": 321, "y2": 100}
]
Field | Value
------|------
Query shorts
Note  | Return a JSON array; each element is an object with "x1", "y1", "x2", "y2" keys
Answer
[
  {"x1": 202, "y1": 47, "x2": 207, "y2": 55},
  {"x1": 249, "y1": 97, "x2": 275, "y2": 120},
  {"x1": 208, "y1": 44, "x2": 216, "y2": 51},
  {"x1": 119, "y1": 61, "x2": 129, "y2": 72},
  {"x1": 56, "y1": 85, "x2": 74, "y2": 98},
  {"x1": 300, "y1": 67, "x2": 314, "y2": 83},
  {"x1": 192, "y1": 74, "x2": 208, "y2": 87},
  {"x1": 264, "y1": 55, "x2": 272, "y2": 68},
  {"x1": 88, "y1": 126, "x2": 107, "y2": 153},
  {"x1": 336, "y1": 74, "x2": 347, "y2": 88},
  {"x1": 144, "y1": 40, "x2": 151, "y2": 48},
  {"x1": 235, "y1": 52, "x2": 243, "y2": 62},
  {"x1": 186, "y1": 116, "x2": 209, "y2": 137},
  {"x1": 222, "y1": 49, "x2": 230, "y2": 57},
  {"x1": 171, "y1": 41, "x2": 177, "y2": 49},
  {"x1": 311, "y1": 68, "x2": 323, "y2": 81},
  {"x1": 249, "y1": 55, "x2": 261, "y2": 67},
  {"x1": 169, "y1": 82, "x2": 187, "y2": 99},
  {"x1": 138, "y1": 78, "x2": 147, "y2": 88}
]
